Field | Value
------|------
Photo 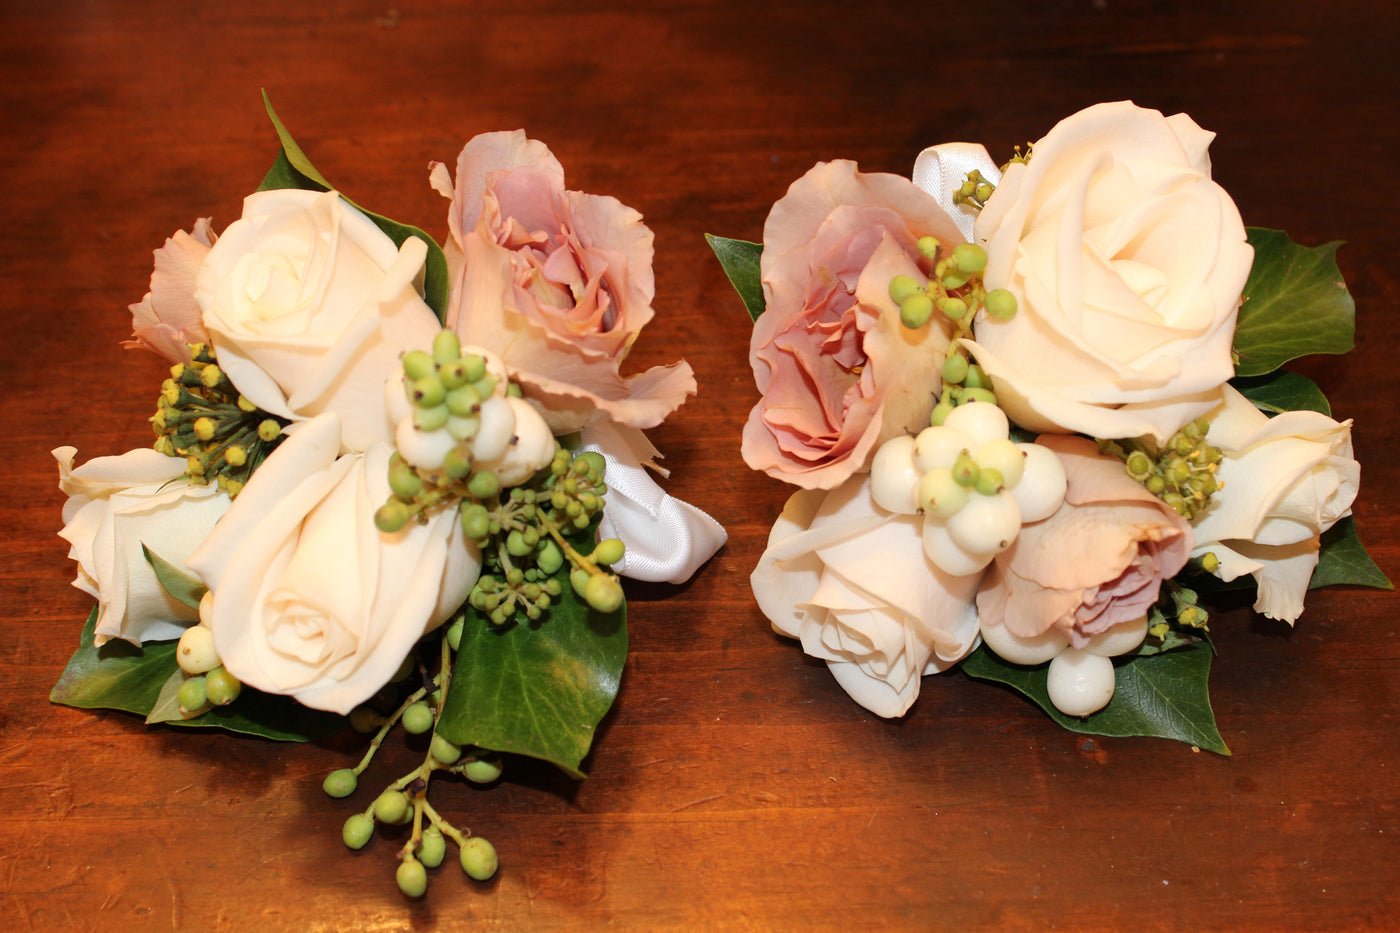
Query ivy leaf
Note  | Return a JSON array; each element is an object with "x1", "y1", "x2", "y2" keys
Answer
[
  {"x1": 706, "y1": 234, "x2": 766, "y2": 322},
  {"x1": 1231, "y1": 370, "x2": 1331, "y2": 416},
  {"x1": 257, "y1": 91, "x2": 451, "y2": 322},
  {"x1": 1310, "y1": 515, "x2": 1393, "y2": 591},
  {"x1": 142, "y1": 544, "x2": 207, "y2": 612},
  {"x1": 960, "y1": 642, "x2": 1229, "y2": 755},
  {"x1": 438, "y1": 582, "x2": 627, "y2": 779},
  {"x1": 146, "y1": 668, "x2": 192, "y2": 725},
  {"x1": 1233, "y1": 228, "x2": 1354, "y2": 377},
  {"x1": 50, "y1": 608, "x2": 344, "y2": 742}
]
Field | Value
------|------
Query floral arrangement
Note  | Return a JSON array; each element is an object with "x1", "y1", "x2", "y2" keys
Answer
[
  {"x1": 711, "y1": 100, "x2": 1389, "y2": 752},
  {"x1": 51, "y1": 95, "x2": 724, "y2": 896}
]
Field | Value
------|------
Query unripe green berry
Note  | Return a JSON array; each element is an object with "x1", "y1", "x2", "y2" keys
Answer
[
  {"x1": 962, "y1": 364, "x2": 990, "y2": 390},
  {"x1": 376, "y1": 500, "x2": 411, "y2": 533},
  {"x1": 176, "y1": 675, "x2": 207, "y2": 713},
  {"x1": 446, "y1": 384, "x2": 482, "y2": 417},
  {"x1": 397, "y1": 858, "x2": 429, "y2": 897},
  {"x1": 388, "y1": 458, "x2": 424, "y2": 500},
  {"x1": 537, "y1": 541, "x2": 564, "y2": 576},
  {"x1": 899, "y1": 293, "x2": 934, "y2": 330},
  {"x1": 411, "y1": 375, "x2": 447, "y2": 409},
  {"x1": 205, "y1": 667, "x2": 241, "y2": 706},
  {"x1": 342, "y1": 813, "x2": 374, "y2": 850},
  {"x1": 583, "y1": 574, "x2": 624, "y2": 614},
  {"x1": 402, "y1": 350, "x2": 436, "y2": 381},
  {"x1": 1125, "y1": 451, "x2": 1153, "y2": 481},
  {"x1": 592, "y1": 538, "x2": 625, "y2": 567},
  {"x1": 412, "y1": 404, "x2": 450, "y2": 432},
  {"x1": 430, "y1": 734, "x2": 462, "y2": 766},
  {"x1": 941, "y1": 353, "x2": 969, "y2": 385},
  {"x1": 570, "y1": 568, "x2": 592, "y2": 596},
  {"x1": 974, "y1": 467, "x2": 1006, "y2": 497},
  {"x1": 917, "y1": 235, "x2": 941, "y2": 260},
  {"x1": 459, "y1": 503, "x2": 491, "y2": 540},
  {"x1": 446, "y1": 617, "x2": 465, "y2": 652},
  {"x1": 937, "y1": 296, "x2": 968, "y2": 320},
  {"x1": 460, "y1": 837, "x2": 499, "y2": 881},
  {"x1": 460, "y1": 354, "x2": 488, "y2": 384},
  {"x1": 432, "y1": 329, "x2": 462, "y2": 364},
  {"x1": 373, "y1": 790, "x2": 411, "y2": 825},
  {"x1": 350, "y1": 707, "x2": 383, "y2": 734},
  {"x1": 984, "y1": 288, "x2": 1017, "y2": 320},
  {"x1": 952, "y1": 242, "x2": 987, "y2": 274},
  {"x1": 417, "y1": 826, "x2": 447, "y2": 869},
  {"x1": 462, "y1": 755, "x2": 504, "y2": 784},
  {"x1": 575, "y1": 450, "x2": 607, "y2": 478},
  {"x1": 951, "y1": 451, "x2": 981, "y2": 488},
  {"x1": 323, "y1": 768, "x2": 358, "y2": 799},
  {"x1": 888, "y1": 275, "x2": 922, "y2": 304},
  {"x1": 438, "y1": 359, "x2": 470, "y2": 390},
  {"x1": 467, "y1": 470, "x2": 500, "y2": 500},
  {"x1": 930, "y1": 401, "x2": 955, "y2": 427},
  {"x1": 402, "y1": 702, "x2": 434, "y2": 735}
]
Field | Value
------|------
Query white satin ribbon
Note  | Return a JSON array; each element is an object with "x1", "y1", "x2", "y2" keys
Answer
[
  {"x1": 910, "y1": 142, "x2": 1001, "y2": 242},
  {"x1": 579, "y1": 420, "x2": 727, "y2": 584}
]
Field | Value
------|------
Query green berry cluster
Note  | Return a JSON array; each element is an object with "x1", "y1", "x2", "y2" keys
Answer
[
  {"x1": 887, "y1": 239, "x2": 1018, "y2": 426},
  {"x1": 467, "y1": 447, "x2": 625, "y2": 623},
  {"x1": 951, "y1": 169, "x2": 997, "y2": 211},
  {"x1": 326, "y1": 631, "x2": 501, "y2": 897},
  {"x1": 151, "y1": 343, "x2": 287, "y2": 497},
  {"x1": 174, "y1": 665, "x2": 242, "y2": 715},
  {"x1": 1146, "y1": 579, "x2": 1210, "y2": 644},
  {"x1": 1099, "y1": 418, "x2": 1223, "y2": 520}
]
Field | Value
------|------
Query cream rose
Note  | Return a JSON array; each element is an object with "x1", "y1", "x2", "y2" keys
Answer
[
  {"x1": 186, "y1": 415, "x2": 480, "y2": 714},
  {"x1": 195, "y1": 188, "x2": 443, "y2": 453},
  {"x1": 936, "y1": 101, "x2": 1253, "y2": 442},
  {"x1": 752, "y1": 477, "x2": 981, "y2": 717},
  {"x1": 55, "y1": 446, "x2": 231, "y2": 646},
  {"x1": 1191, "y1": 386, "x2": 1359, "y2": 622}
]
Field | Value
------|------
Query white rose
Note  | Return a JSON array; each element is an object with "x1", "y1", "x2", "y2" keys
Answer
[
  {"x1": 1191, "y1": 386, "x2": 1359, "y2": 622},
  {"x1": 751, "y1": 477, "x2": 981, "y2": 718},
  {"x1": 54, "y1": 446, "x2": 231, "y2": 646},
  {"x1": 932, "y1": 101, "x2": 1254, "y2": 442},
  {"x1": 186, "y1": 415, "x2": 480, "y2": 714},
  {"x1": 196, "y1": 188, "x2": 443, "y2": 453}
]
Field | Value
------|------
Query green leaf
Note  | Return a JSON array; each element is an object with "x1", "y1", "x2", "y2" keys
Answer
[
  {"x1": 50, "y1": 608, "x2": 345, "y2": 742},
  {"x1": 960, "y1": 642, "x2": 1229, "y2": 755},
  {"x1": 1231, "y1": 370, "x2": 1331, "y2": 416},
  {"x1": 146, "y1": 668, "x2": 191, "y2": 724},
  {"x1": 257, "y1": 91, "x2": 451, "y2": 321},
  {"x1": 706, "y1": 234, "x2": 766, "y2": 322},
  {"x1": 1234, "y1": 228, "x2": 1354, "y2": 376},
  {"x1": 438, "y1": 583, "x2": 627, "y2": 779},
  {"x1": 142, "y1": 544, "x2": 208, "y2": 611},
  {"x1": 1310, "y1": 515, "x2": 1393, "y2": 591}
]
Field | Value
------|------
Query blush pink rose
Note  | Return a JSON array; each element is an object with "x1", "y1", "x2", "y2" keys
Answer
[
  {"x1": 976, "y1": 435, "x2": 1194, "y2": 646},
  {"x1": 742, "y1": 160, "x2": 965, "y2": 490},
  {"x1": 123, "y1": 218, "x2": 216, "y2": 363},
  {"x1": 430, "y1": 131, "x2": 695, "y2": 433}
]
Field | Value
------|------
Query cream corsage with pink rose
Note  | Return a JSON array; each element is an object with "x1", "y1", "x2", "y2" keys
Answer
[
  {"x1": 713, "y1": 100, "x2": 1388, "y2": 751},
  {"x1": 50, "y1": 96, "x2": 724, "y2": 898}
]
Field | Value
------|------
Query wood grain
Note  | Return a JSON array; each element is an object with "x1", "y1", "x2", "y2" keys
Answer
[{"x1": 1, "y1": 1, "x2": 1396, "y2": 930}]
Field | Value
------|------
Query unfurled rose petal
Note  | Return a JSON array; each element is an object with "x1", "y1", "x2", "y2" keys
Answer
[
  {"x1": 917, "y1": 102, "x2": 1253, "y2": 443},
  {"x1": 195, "y1": 189, "x2": 442, "y2": 453},
  {"x1": 124, "y1": 218, "x2": 216, "y2": 363},
  {"x1": 977, "y1": 435, "x2": 1193, "y2": 647},
  {"x1": 432, "y1": 131, "x2": 694, "y2": 433},
  {"x1": 186, "y1": 415, "x2": 480, "y2": 714},
  {"x1": 743, "y1": 160, "x2": 966, "y2": 490},
  {"x1": 752, "y1": 477, "x2": 981, "y2": 717},
  {"x1": 55, "y1": 445, "x2": 231, "y2": 646},
  {"x1": 1191, "y1": 386, "x2": 1358, "y2": 622}
]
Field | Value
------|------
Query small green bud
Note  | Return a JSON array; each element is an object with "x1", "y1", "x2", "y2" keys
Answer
[
  {"x1": 467, "y1": 470, "x2": 500, "y2": 500},
  {"x1": 412, "y1": 404, "x2": 450, "y2": 432},
  {"x1": 224, "y1": 445, "x2": 248, "y2": 468},
  {"x1": 962, "y1": 364, "x2": 991, "y2": 390},
  {"x1": 411, "y1": 375, "x2": 447, "y2": 409},
  {"x1": 388, "y1": 457, "x2": 425, "y2": 500},
  {"x1": 446, "y1": 384, "x2": 482, "y2": 417},
  {"x1": 446, "y1": 617, "x2": 465, "y2": 652},
  {"x1": 930, "y1": 401, "x2": 955, "y2": 426},
  {"x1": 258, "y1": 419, "x2": 282, "y2": 442},
  {"x1": 916, "y1": 235, "x2": 941, "y2": 260},
  {"x1": 1125, "y1": 451, "x2": 1153, "y2": 481},
  {"x1": 1199, "y1": 551, "x2": 1221, "y2": 575},
  {"x1": 951, "y1": 451, "x2": 980, "y2": 488},
  {"x1": 193, "y1": 417, "x2": 216, "y2": 442},
  {"x1": 941, "y1": 353, "x2": 969, "y2": 385},
  {"x1": 460, "y1": 355, "x2": 488, "y2": 384},
  {"x1": 974, "y1": 467, "x2": 1005, "y2": 497},
  {"x1": 936, "y1": 296, "x2": 968, "y2": 320},
  {"x1": 459, "y1": 503, "x2": 491, "y2": 540},
  {"x1": 537, "y1": 541, "x2": 564, "y2": 576},
  {"x1": 438, "y1": 359, "x2": 470, "y2": 390},
  {"x1": 376, "y1": 500, "x2": 411, "y2": 533}
]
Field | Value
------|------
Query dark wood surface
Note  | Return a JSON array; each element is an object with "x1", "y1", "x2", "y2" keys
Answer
[{"x1": 3, "y1": 2, "x2": 1397, "y2": 930}]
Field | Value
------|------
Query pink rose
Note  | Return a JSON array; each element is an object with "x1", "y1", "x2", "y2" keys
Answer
[
  {"x1": 123, "y1": 218, "x2": 215, "y2": 363},
  {"x1": 976, "y1": 435, "x2": 1193, "y2": 646},
  {"x1": 742, "y1": 160, "x2": 965, "y2": 490},
  {"x1": 431, "y1": 131, "x2": 695, "y2": 433}
]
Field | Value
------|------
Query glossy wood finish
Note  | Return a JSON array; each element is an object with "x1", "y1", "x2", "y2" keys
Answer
[{"x1": 2, "y1": 2, "x2": 1396, "y2": 929}]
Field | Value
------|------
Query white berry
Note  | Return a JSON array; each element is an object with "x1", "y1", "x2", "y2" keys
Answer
[
  {"x1": 946, "y1": 491, "x2": 1021, "y2": 556},
  {"x1": 870, "y1": 436, "x2": 921, "y2": 514},
  {"x1": 1046, "y1": 648, "x2": 1115, "y2": 716},
  {"x1": 979, "y1": 620, "x2": 1070, "y2": 666},
  {"x1": 941, "y1": 401, "x2": 1010, "y2": 448},
  {"x1": 1083, "y1": 614, "x2": 1149, "y2": 657},
  {"x1": 1010, "y1": 442, "x2": 1067, "y2": 523},
  {"x1": 914, "y1": 425, "x2": 975, "y2": 473}
]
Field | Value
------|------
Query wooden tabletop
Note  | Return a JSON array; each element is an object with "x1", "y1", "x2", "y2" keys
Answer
[{"x1": 3, "y1": 2, "x2": 1397, "y2": 930}]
